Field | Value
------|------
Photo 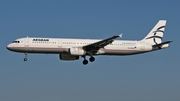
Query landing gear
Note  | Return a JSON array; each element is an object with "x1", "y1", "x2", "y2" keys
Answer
[
  {"x1": 82, "y1": 56, "x2": 88, "y2": 65},
  {"x1": 24, "y1": 58, "x2": 27, "y2": 61},
  {"x1": 89, "y1": 56, "x2": 95, "y2": 62},
  {"x1": 82, "y1": 56, "x2": 95, "y2": 65},
  {"x1": 24, "y1": 53, "x2": 28, "y2": 62},
  {"x1": 83, "y1": 60, "x2": 88, "y2": 65}
]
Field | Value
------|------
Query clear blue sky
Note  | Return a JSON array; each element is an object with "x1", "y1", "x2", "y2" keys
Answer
[{"x1": 0, "y1": 0, "x2": 180, "y2": 101}]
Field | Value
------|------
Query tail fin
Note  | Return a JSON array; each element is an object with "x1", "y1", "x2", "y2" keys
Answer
[{"x1": 141, "y1": 20, "x2": 166, "y2": 45}]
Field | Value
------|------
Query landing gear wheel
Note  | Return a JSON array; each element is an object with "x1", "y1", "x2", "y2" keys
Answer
[
  {"x1": 24, "y1": 53, "x2": 28, "y2": 62},
  {"x1": 24, "y1": 58, "x2": 27, "y2": 61},
  {"x1": 83, "y1": 60, "x2": 88, "y2": 65},
  {"x1": 89, "y1": 57, "x2": 95, "y2": 62}
]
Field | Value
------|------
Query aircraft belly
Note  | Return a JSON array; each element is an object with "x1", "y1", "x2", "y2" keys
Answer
[
  {"x1": 29, "y1": 48, "x2": 66, "y2": 53},
  {"x1": 8, "y1": 47, "x2": 68, "y2": 54}
]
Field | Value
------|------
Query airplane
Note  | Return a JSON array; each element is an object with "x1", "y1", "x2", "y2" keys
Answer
[{"x1": 7, "y1": 20, "x2": 172, "y2": 65}]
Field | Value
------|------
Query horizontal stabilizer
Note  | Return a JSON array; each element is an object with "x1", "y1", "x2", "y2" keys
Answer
[{"x1": 152, "y1": 41, "x2": 172, "y2": 47}]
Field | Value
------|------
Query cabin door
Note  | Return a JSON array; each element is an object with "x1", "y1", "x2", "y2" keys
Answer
[{"x1": 24, "y1": 37, "x2": 29, "y2": 47}]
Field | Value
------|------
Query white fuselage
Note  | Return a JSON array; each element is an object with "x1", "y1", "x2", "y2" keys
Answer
[{"x1": 7, "y1": 37, "x2": 153, "y2": 55}]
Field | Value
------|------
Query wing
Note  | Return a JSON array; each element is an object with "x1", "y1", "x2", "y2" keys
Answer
[{"x1": 82, "y1": 34, "x2": 122, "y2": 51}]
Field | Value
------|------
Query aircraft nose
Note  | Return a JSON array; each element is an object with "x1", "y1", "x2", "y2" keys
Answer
[{"x1": 7, "y1": 44, "x2": 12, "y2": 50}]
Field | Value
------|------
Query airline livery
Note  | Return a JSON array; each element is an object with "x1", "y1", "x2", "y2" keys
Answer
[{"x1": 7, "y1": 20, "x2": 172, "y2": 65}]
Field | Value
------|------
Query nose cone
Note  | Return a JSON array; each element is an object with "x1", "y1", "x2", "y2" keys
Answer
[{"x1": 7, "y1": 44, "x2": 12, "y2": 50}]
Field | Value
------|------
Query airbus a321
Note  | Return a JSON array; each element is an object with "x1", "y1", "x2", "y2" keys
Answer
[{"x1": 7, "y1": 20, "x2": 172, "y2": 65}]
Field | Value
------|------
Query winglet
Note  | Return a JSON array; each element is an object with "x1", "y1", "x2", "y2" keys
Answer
[{"x1": 119, "y1": 33, "x2": 123, "y2": 38}]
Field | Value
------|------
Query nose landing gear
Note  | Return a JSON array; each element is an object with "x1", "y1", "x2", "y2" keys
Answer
[{"x1": 24, "y1": 53, "x2": 28, "y2": 61}]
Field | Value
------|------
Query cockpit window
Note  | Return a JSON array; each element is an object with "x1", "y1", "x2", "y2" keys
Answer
[{"x1": 12, "y1": 41, "x2": 20, "y2": 43}]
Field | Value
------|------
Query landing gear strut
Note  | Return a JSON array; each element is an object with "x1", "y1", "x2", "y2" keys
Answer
[
  {"x1": 82, "y1": 56, "x2": 88, "y2": 65},
  {"x1": 24, "y1": 53, "x2": 28, "y2": 61}
]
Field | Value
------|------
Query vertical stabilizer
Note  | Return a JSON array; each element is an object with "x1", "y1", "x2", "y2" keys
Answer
[{"x1": 141, "y1": 20, "x2": 166, "y2": 45}]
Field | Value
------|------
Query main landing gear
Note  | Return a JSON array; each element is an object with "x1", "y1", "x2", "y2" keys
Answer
[
  {"x1": 24, "y1": 53, "x2": 28, "y2": 61},
  {"x1": 89, "y1": 56, "x2": 95, "y2": 62},
  {"x1": 82, "y1": 56, "x2": 95, "y2": 65}
]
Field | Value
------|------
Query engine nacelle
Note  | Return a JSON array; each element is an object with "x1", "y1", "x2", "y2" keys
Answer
[
  {"x1": 59, "y1": 54, "x2": 79, "y2": 60},
  {"x1": 69, "y1": 47, "x2": 86, "y2": 56}
]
